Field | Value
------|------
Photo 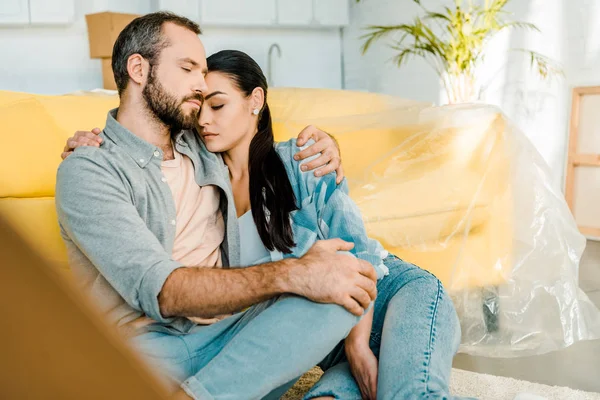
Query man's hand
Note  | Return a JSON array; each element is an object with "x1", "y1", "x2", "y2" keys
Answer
[
  {"x1": 294, "y1": 125, "x2": 345, "y2": 184},
  {"x1": 61, "y1": 128, "x2": 102, "y2": 160},
  {"x1": 286, "y1": 239, "x2": 377, "y2": 316},
  {"x1": 346, "y1": 340, "x2": 378, "y2": 400}
]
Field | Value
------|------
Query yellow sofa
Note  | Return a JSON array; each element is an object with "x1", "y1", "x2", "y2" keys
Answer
[{"x1": 0, "y1": 88, "x2": 512, "y2": 292}]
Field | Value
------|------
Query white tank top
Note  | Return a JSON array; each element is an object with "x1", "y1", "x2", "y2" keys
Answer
[{"x1": 238, "y1": 210, "x2": 271, "y2": 266}]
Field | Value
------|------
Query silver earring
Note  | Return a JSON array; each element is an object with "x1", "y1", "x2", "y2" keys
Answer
[{"x1": 253, "y1": 109, "x2": 259, "y2": 115}]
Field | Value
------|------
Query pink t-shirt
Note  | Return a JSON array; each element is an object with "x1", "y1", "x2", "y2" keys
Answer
[
  {"x1": 161, "y1": 149, "x2": 223, "y2": 267},
  {"x1": 162, "y1": 149, "x2": 230, "y2": 325}
]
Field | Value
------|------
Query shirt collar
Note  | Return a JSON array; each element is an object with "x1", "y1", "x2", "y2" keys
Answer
[{"x1": 103, "y1": 108, "x2": 175, "y2": 168}]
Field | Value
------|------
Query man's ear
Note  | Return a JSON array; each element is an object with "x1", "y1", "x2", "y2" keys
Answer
[
  {"x1": 250, "y1": 87, "x2": 265, "y2": 112},
  {"x1": 127, "y1": 54, "x2": 150, "y2": 86}
]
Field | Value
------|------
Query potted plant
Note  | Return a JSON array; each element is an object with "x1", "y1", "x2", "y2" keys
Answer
[{"x1": 357, "y1": 0, "x2": 562, "y2": 104}]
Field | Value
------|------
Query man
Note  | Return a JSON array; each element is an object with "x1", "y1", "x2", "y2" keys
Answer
[{"x1": 57, "y1": 11, "x2": 375, "y2": 400}]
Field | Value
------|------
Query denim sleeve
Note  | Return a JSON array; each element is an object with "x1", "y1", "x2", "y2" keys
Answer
[
  {"x1": 276, "y1": 139, "x2": 389, "y2": 279},
  {"x1": 55, "y1": 151, "x2": 183, "y2": 323}
]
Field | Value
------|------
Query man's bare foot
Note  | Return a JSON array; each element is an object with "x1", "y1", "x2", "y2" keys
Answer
[{"x1": 169, "y1": 388, "x2": 194, "y2": 400}]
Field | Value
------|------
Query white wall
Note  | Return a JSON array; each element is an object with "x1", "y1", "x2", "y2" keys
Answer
[
  {"x1": 343, "y1": 0, "x2": 594, "y2": 191},
  {"x1": 342, "y1": 0, "x2": 439, "y2": 101},
  {"x1": 200, "y1": 26, "x2": 342, "y2": 89},
  {"x1": 0, "y1": 0, "x2": 343, "y2": 94}
]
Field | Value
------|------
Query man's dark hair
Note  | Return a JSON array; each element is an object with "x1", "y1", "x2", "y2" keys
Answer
[{"x1": 111, "y1": 11, "x2": 201, "y2": 95}]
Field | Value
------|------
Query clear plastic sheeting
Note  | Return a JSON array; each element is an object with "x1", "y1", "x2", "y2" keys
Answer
[{"x1": 271, "y1": 94, "x2": 600, "y2": 358}]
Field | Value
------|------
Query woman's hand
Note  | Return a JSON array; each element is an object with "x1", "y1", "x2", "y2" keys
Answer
[
  {"x1": 345, "y1": 304, "x2": 377, "y2": 399},
  {"x1": 294, "y1": 125, "x2": 345, "y2": 184},
  {"x1": 61, "y1": 128, "x2": 103, "y2": 160},
  {"x1": 345, "y1": 339, "x2": 378, "y2": 400}
]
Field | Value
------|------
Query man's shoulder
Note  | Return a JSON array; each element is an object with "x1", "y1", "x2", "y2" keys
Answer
[
  {"x1": 57, "y1": 143, "x2": 131, "y2": 182},
  {"x1": 55, "y1": 144, "x2": 138, "y2": 208}
]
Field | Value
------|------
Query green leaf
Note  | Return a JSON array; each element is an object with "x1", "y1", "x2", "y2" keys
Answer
[
  {"x1": 498, "y1": 21, "x2": 541, "y2": 32},
  {"x1": 424, "y1": 11, "x2": 451, "y2": 22},
  {"x1": 360, "y1": 25, "x2": 412, "y2": 54},
  {"x1": 513, "y1": 48, "x2": 565, "y2": 78}
]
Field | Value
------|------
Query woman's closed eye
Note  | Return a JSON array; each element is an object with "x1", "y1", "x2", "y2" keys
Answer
[
  {"x1": 182, "y1": 67, "x2": 191, "y2": 72},
  {"x1": 211, "y1": 105, "x2": 224, "y2": 110}
]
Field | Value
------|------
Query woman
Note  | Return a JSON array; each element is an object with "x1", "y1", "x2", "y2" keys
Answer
[{"x1": 63, "y1": 50, "x2": 468, "y2": 400}]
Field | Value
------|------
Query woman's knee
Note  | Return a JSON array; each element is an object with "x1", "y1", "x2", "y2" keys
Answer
[
  {"x1": 385, "y1": 264, "x2": 441, "y2": 298},
  {"x1": 408, "y1": 272, "x2": 461, "y2": 350},
  {"x1": 386, "y1": 269, "x2": 460, "y2": 339}
]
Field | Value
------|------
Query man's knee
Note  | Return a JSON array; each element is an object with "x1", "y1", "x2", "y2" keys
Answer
[{"x1": 276, "y1": 295, "x2": 361, "y2": 338}]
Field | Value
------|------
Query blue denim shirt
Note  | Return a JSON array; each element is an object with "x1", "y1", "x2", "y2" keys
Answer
[{"x1": 272, "y1": 139, "x2": 389, "y2": 280}]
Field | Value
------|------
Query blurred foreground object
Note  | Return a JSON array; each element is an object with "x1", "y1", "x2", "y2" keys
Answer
[{"x1": 0, "y1": 212, "x2": 168, "y2": 399}]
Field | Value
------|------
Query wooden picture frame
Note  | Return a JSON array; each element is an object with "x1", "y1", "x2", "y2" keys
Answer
[{"x1": 566, "y1": 86, "x2": 600, "y2": 239}]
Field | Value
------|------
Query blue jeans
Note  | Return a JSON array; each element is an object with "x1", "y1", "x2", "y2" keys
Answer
[
  {"x1": 303, "y1": 255, "x2": 473, "y2": 399},
  {"x1": 130, "y1": 255, "x2": 469, "y2": 399},
  {"x1": 131, "y1": 293, "x2": 360, "y2": 399}
]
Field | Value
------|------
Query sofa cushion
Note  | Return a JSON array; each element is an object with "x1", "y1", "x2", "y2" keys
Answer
[
  {"x1": 0, "y1": 98, "x2": 66, "y2": 198},
  {"x1": 0, "y1": 92, "x2": 119, "y2": 198},
  {"x1": 269, "y1": 87, "x2": 423, "y2": 120}
]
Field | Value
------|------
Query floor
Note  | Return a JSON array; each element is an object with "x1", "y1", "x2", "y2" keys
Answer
[{"x1": 453, "y1": 240, "x2": 600, "y2": 393}]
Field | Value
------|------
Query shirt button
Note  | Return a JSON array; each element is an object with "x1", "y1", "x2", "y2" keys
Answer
[
  {"x1": 153, "y1": 150, "x2": 160, "y2": 158},
  {"x1": 139, "y1": 159, "x2": 145, "y2": 163},
  {"x1": 171, "y1": 219, "x2": 176, "y2": 226},
  {"x1": 161, "y1": 177, "x2": 167, "y2": 183}
]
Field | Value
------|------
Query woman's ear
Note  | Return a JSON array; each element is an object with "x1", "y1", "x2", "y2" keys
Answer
[
  {"x1": 127, "y1": 54, "x2": 150, "y2": 86},
  {"x1": 250, "y1": 87, "x2": 265, "y2": 113}
]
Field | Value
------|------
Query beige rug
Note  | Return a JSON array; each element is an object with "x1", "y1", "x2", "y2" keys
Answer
[{"x1": 282, "y1": 367, "x2": 600, "y2": 400}]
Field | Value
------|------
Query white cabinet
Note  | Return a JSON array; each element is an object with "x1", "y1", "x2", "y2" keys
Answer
[
  {"x1": 276, "y1": 0, "x2": 350, "y2": 27},
  {"x1": 0, "y1": 0, "x2": 29, "y2": 24},
  {"x1": 153, "y1": 0, "x2": 199, "y2": 21},
  {"x1": 200, "y1": 0, "x2": 277, "y2": 26},
  {"x1": 0, "y1": 0, "x2": 76, "y2": 25},
  {"x1": 196, "y1": 0, "x2": 348, "y2": 28},
  {"x1": 29, "y1": 0, "x2": 75, "y2": 24},
  {"x1": 313, "y1": 0, "x2": 349, "y2": 26},
  {"x1": 276, "y1": 0, "x2": 312, "y2": 26}
]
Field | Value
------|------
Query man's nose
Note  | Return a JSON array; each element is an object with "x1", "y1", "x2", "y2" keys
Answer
[{"x1": 194, "y1": 75, "x2": 208, "y2": 96}]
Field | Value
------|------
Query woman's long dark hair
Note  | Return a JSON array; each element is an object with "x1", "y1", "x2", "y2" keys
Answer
[{"x1": 206, "y1": 50, "x2": 298, "y2": 253}]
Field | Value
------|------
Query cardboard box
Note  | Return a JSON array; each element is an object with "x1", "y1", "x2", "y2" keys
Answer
[
  {"x1": 85, "y1": 12, "x2": 140, "y2": 59},
  {"x1": 101, "y1": 58, "x2": 117, "y2": 90}
]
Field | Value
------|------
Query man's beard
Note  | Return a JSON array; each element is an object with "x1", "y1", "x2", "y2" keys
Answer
[{"x1": 142, "y1": 68, "x2": 202, "y2": 134}]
